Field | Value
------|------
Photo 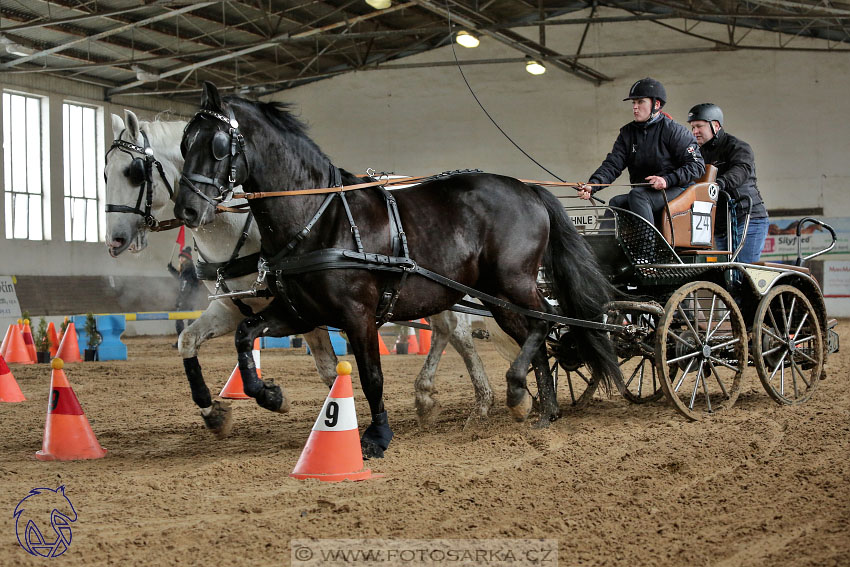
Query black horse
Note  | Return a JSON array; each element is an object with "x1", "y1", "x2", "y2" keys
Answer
[{"x1": 174, "y1": 82, "x2": 621, "y2": 458}]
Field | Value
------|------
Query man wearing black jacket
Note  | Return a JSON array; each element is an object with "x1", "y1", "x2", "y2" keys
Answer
[
  {"x1": 167, "y1": 246, "x2": 200, "y2": 345},
  {"x1": 577, "y1": 78, "x2": 705, "y2": 225},
  {"x1": 687, "y1": 103, "x2": 768, "y2": 263}
]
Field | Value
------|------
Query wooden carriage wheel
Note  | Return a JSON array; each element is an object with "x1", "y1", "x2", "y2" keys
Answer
[
  {"x1": 655, "y1": 281, "x2": 748, "y2": 421},
  {"x1": 606, "y1": 301, "x2": 665, "y2": 404},
  {"x1": 752, "y1": 285, "x2": 823, "y2": 405},
  {"x1": 545, "y1": 326, "x2": 600, "y2": 409}
]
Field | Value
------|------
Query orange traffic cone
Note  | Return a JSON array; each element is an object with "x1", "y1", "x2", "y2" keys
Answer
[
  {"x1": 406, "y1": 326, "x2": 419, "y2": 355},
  {"x1": 47, "y1": 322, "x2": 61, "y2": 357},
  {"x1": 0, "y1": 323, "x2": 17, "y2": 358},
  {"x1": 21, "y1": 320, "x2": 38, "y2": 363},
  {"x1": 290, "y1": 361, "x2": 372, "y2": 482},
  {"x1": 378, "y1": 332, "x2": 390, "y2": 355},
  {"x1": 3, "y1": 323, "x2": 34, "y2": 364},
  {"x1": 219, "y1": 338, "x2": 261, "y2": 399},
  {"x1": 0, "y1": 354, "x2": 26, "y2": 402},
  {"x1": 55, "y1": 322, "x2": 82, "y2": 363},
  {"x1": 35, "y1": 358, "x2": 106, "y2": 461},
  {"x1": 417, "y1": 318, "x2": 431, "y2": 355}
]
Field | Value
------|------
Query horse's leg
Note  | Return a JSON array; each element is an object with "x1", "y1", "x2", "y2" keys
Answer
[
  {"x1": 489, "y1": 309, "x2": 555, "y2": 425},
  {"x1": 414, "y1": 313, "x2": 453, "y2": 428},
  {"x1": 302, "y1": 329, "x2": 338, "y2": 388},
  {"x1": 346, "y1": 320, "x2": 393, "y2": 459},
  {"x1": 177, "y1": 301, "x2": 242, "y2": 437},
  {"x1": 234, "y1": 303, "x2": 296, "y2": 413},
  {"x1": 445, "y1": 313, "x2": 494, "y2": 427}
]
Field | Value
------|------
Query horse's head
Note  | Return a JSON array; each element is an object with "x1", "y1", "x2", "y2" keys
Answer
[
  {"x1": 175, "y1": 82, "x2": 250, "y2": 228},
  {"x1": 105, "y1": 110, "x2": 181, "y2": 256}
]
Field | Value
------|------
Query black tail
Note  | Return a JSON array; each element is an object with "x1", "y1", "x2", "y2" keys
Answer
[{"x1": 530, "y1": 185, "x2": 623, "y2": 393}]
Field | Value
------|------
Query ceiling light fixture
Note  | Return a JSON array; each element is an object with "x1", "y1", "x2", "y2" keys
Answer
[
  {"x1": 0, "y1": 35, "x2": 35, "y2": 57},
  {"x1": 525, "y1": 59, "x2": 546, "y2": 76},
  {"x1": 131, "y1": 64, "x2": 160, "y2": 83},
  {"x1": 365, "y1": 0, "x2": 391, "y2": 9},
  {"x1": 455, "y1": 30, "x2": 479, "y2": 48}
]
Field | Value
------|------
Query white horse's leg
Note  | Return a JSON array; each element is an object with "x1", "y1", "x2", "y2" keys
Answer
[
  {"x1": 414, "y1": 313, "x2": 453, "y2": 428},
  {"x1": 446, "y1": 313, "x2": 494, "y2": 427},
  {"x1": 178, "y1": 300, "x2": 245, "y2": 438},
  {"x1": 302, "y1": 329, "x2": 338, "y2": 388}
]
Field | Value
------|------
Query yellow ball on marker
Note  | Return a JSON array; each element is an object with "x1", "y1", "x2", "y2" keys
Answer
[
  {"x1": 52, "y1": 358, "x2": 64, "y2": 370},
  {"x1": 336, "y1": 361, "x2": 352, "y2": 376}
]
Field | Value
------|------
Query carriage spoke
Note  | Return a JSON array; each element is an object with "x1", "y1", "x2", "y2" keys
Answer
[
  {"x1": 574, "y1": 368, "x2": 591, "y2": 386},
  {"x1": 688, "y1": 365, "x2": 703, "y2": 410},
  {"x1": 707, "y1": 310, "x2": 732, "y2": 343},
  {"x1": 705, "y1": 295, "x2": 717, "y2": 342},
  {"x1": 667, "y1": 327, "x2": 700, "y2": 350},
  {"x1": 786, "y1": 296, "x2": 798, "y2": 336},
  {"x1": 789, "y1": 357, "x2": 799, "y2": 398},
  {"x1": 701, "y1": 364, "x2": 713, "y2": 412},
  {"x1": 768, "y1": 350, "x2": 789, "y2": 383},
  {"x1": 793, "y1": 335, "x2": 815, "y2": 347},
  {"x1": 708, "y1": 354, "x2": 739, "y2": 373},
  {"x1": 673, "y1": 358, "x2": 695, "y2": 392},
  {"x1": 767, "y1": 308, "x2": 784, "y2": 341},
  {"x1": 780, "y1": 359, "x2": 786, "y2": 396},
  {"x1": 625, "y1": 359, "x2": 643, "y2": 388},
  {"x1": 762, "y1": 325, "x2": 785, "y2": 343},
  {"x1": 667, "y1": 350, "x2": 701, "y2": 365},
  {"x1": 676, "y1": 303, "x2": 702, "y2": 343},
  {"x1": 567, "y1": 371, "x2": 576, "y2": 403},
  {"x1": 791, "y1": 311, "x2": 809, "y2": 341},
  {"x1": 706, "y1": 359, "x2": 730, "y2": 398},
  {"x1": 710, "y1": 336, "x2": 741, "y2": 351},
  {"x1": 762, "y1": 343, "x2": 785, "y2": 357},
  {"x1": 790, "y1": 357, "x2": 812, "y2": 389},
  {"x1": 793, "y1": 347, "x2": 818, "y2": 366}
]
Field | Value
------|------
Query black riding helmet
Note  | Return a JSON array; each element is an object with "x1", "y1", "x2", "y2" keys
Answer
[
  {"x1": 687, "y1": 103, "x2": 724, "y2": 136},
  {"x1": 623, "y1": 78, "x2": 666, "y2": 117}
]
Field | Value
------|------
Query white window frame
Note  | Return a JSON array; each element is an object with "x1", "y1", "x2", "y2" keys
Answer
[
  {"x1": 2, "y1": 90, "x2": 51, "y2": 241},
  {"x1": 62, "y1": 100, "x2": 105, "y2": 242}
]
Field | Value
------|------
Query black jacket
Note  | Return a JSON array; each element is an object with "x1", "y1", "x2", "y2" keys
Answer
[
  {"x1": 589, "y1": 113, "x2": 705, "y2": 191},
  {"x1": 699, "y1": 130, "x2": 767, "y2": 230},
  {"x1": 167, "y1": 262, "x2": 200, "y2": 307}
]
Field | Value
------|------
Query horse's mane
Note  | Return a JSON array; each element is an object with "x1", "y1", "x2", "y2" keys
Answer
[
  {"x1": 138, "y1": 118, "x2": 186, "y2": 164},
  {"x1": 222, "y1": 96, "x2": 332, "y2": 164}
]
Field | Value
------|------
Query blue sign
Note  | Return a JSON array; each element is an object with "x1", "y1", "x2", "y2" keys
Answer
[{"x1": 13, "y1": 486, "x2": 77, "y2": 557}]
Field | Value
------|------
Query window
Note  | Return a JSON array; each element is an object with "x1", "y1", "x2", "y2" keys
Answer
[
  {"x1": 63, "y1": 102, "x2": 104, "y2": 242},
  {"x1": 3, "y1": 91, "x2": 50, "y2": 240}
]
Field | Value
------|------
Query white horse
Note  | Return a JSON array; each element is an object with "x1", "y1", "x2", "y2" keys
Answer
[{"x1": 105, "y1": 110, "x2": 494, "y2": 433}]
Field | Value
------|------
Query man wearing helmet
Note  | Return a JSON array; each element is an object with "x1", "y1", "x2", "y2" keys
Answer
[
  {"x1": 577, "y1": 78, "x2": 705, "y2": 225},
  {"x1": 687, "y1": 103, "x2": 768, "y2": 263}
]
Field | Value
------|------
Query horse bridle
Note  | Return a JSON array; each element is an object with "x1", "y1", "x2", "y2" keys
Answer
[
  {"x1": 105, "y1": 130, "x2": 178, "y2": 231},
  {"x1": 180, "y1": 107, "x2": 248, "y2": 208}
]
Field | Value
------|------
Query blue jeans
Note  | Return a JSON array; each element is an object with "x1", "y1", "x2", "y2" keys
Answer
[{"x1": 716, "y1": 216, "x2": 769, "y2": 263}]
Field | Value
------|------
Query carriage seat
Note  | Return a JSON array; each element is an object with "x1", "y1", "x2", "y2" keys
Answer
[{"x1": 657, "y1": 165, "x2": 719, "y2": 249}]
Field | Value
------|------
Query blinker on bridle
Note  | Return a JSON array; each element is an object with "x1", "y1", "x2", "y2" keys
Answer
[
  {"x1": 104, "y1": 129, "x2": 175, "y2": 230},
  {"x1": 180, "y1": 107, "x2": 248, "y2": 208}
]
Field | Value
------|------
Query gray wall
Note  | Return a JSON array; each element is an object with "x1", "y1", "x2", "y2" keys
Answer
[{"x1": 2, "y1": 6, "x2": 848, "y2": 318}]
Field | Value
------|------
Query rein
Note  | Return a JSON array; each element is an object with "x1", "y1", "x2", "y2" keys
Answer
[{"x1": 215, "y1": 174, "x2": 646, "y2": 212}]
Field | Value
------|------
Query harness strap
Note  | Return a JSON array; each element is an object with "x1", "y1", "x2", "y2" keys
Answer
[
  {"x1": 195, "y1": 252, "x2": 262, "y2": 281},
  {"x1": 267, "y1": 248, "x2": 620, "y2": 333}
]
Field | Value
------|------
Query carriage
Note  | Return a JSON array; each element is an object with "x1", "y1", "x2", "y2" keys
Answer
[{"x1": 542, "y1": 165, "x2": 840, "y2": 420}]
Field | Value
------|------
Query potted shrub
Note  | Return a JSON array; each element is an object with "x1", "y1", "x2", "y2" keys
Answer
[
  {"x1": 34, "y1": 317, "x2": 51, "y2": 363},
  {"x1": 83, "y1": 312, "x2": 101, "y2": 361},
  {"x1": 290, "y1": 334, "x2": 303, "y2": 348},
  {"x1": 59, "y1": 317, "x2": 70, "y2": 341}
]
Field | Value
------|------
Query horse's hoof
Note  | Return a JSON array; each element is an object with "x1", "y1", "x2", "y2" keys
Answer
[
  {"x1": 254, "y1": 379, "x2": 289, "y2": 413},
  {"x1": 361, "y1": 440, "x2": 384, "y2": 460},
  {"x1": 532, "y1": 415, "x2": 553, "y2": 429},
  {"x1": 415, "y1": 394, "x2": 441, "y2": 429},
  {"x1": 202, "y1": 400, "x2": 233, "y2": 439},
  {"x1": 462, "y1": 412, "x2": 488, "y2": 431},
  {"x1": 508, "y1": 392, "x2": 532, "y2": 422}
]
